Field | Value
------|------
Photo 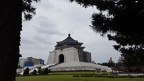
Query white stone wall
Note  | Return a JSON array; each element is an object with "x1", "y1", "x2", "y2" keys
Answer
[
  {"x1": 47, "y1": 51, "x2": 55, "y2": 64},
  {"x1": 64, "y1": 47, "x2": 79, "y2": 62},
  {"x1": 47, "y1": 47, "x2": 80, "y2": 64}
]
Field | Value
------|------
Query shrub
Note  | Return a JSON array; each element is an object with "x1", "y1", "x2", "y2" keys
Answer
[
  {"x1": 48, "y1": 69, "x2": 51, "y2": 73},
  {"x1": 38, "y1": 67, "x2": 43, "y2": 75},
  {"x1": 43, "y1": 68, "x2": 48, "y2": 75},
  {"x1": 32, "y1": 70, "x2": 37, "y2": 75},
  {"x1": 23, "y1": 67, "x2": 29, "y2": 76}
]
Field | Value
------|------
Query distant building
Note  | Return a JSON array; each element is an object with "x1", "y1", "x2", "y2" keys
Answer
[
  {"x1": 18, "y1": 58, "x2": 26, "y2": 67},
  {"x1": 109, "y1": 57, "x2": 114, "y2": 63},
  {"x1": 18, "y1": 57, "x2": 44, "y2": 67},
  {"x1": 118, "y1": 56, "x2": 124, "y2": 63}
]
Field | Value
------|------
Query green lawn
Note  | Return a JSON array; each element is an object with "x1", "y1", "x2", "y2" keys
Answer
[
  {"x1": 49, "y1": 71, "x2": 96, "y2": 75},
  {"x1": 16, "y1": 75, "x2": 144, "y2": 81}
]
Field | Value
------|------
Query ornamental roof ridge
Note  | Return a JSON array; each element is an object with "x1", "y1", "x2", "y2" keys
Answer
[
  {"x1": 55, "y1": 34, "x2": 83, "y2": 48},
  {"x1": 60, "y1": 34, "x2": 77, "y2": 43}
]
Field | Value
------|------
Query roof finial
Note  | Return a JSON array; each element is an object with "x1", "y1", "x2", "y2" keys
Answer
[{"x1": 68, "y1": 34, "x2": 71, "y2": 37}]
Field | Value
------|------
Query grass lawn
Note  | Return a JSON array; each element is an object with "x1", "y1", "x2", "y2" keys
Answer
[
  {"x1": 16, "y1": 75, "x2": 144, "y2": 81},
  {"x1": 49, "y1": 71, "x2": 96, "y2": 75}
]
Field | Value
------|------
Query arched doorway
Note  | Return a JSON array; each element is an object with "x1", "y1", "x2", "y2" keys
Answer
[{"x1": 59, "y1": 54, "x2": 64, "y2": 63}]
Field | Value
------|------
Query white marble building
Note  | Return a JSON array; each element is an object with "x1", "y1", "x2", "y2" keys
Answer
[
  {"x1": 47, "y1": 34, "x2": 91, "y2": 64},
  {"x1": 47, "y1": 34, "x2": 112, "y2": 72}
]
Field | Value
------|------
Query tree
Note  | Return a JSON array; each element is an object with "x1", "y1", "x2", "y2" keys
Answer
[
  {"x1": 38, "y1": 67, "x2": 43, "y2": 75},
  {"x1": 0, "y1": 0, "x2": 40, "y2": 81},
  {"x1": 70, "y1": 0, "x2": 144, "y2": 67},
  {"x1": 43, "y1": 68, "x2": 49, "y2": 75}
]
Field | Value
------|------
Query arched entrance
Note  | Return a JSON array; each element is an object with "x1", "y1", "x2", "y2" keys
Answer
[{"x1": 59, "y1": 54, "x2": 64, "y2": 63}]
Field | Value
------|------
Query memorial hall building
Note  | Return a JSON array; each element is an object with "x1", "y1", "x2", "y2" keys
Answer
[{"x1": 47, "y1": 34, "x2": 112, "y2": 72}]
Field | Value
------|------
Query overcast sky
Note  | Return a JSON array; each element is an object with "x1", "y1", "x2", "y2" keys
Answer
[{"x1": 20, "y1": 0, "x2": 121, "y2": 64}]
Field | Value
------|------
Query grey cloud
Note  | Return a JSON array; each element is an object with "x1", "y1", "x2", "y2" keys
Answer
[
  {"x1": 35, "y1": 27, "x2": 65, "y2": 36},
  {"x1": 39, "y1": 21, "x2": 55, "y2": 28},
  {"x1": 36, "y1": 0, "x2": 55, "y2": 10},
  {"x1": 36, "y1": 16, "x2": 54, "y2": 25},
  {"x1": 33, "y1": 35, "x2": 54, "y2": 45},
  {"x1": 21, "y1": 38, "x2": 35, "y2": 45},
  {"x1": 35, "y1": 19, "x2": 65, "y2": 36},
  {"x1": 20, "y1": 0, "x2": 120, "y2": 63}
]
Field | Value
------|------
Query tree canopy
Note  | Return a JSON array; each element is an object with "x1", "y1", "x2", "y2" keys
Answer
[
  {"x1": 70, "y1": 0, "x2": 144, "y2": 38},
  {"x1": 22, "y1": 0, "x2": 40, "y2": 20},
  {"x1": 70, "y1": 0, "x2": 144, "y2": 66}
]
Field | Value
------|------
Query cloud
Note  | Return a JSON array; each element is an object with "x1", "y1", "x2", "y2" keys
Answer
[
  {"x1": 35, "y1": 20, "x2": 64, "y2": 36},
  {"x1": 21, "y1": 38, "x2": 35, "y2": 45},
  {"x1": 33, "y1": 35, "x2": 53, "y2": 45},
  {"x1": 20, "y1": 0, "x2": 121, "y2": 64}
]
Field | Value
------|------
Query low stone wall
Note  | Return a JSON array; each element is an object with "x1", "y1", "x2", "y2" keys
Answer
[{"x1": 118, "y1": 73, "x2": 144, "y2": 77}]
